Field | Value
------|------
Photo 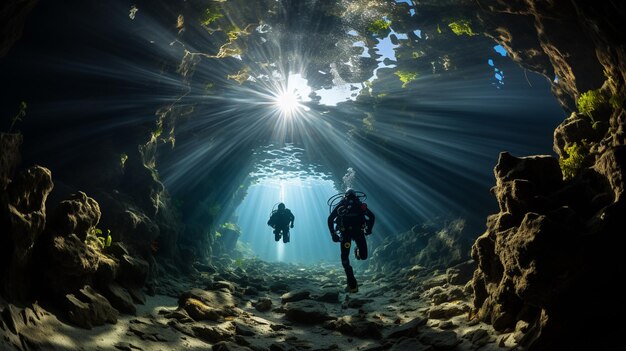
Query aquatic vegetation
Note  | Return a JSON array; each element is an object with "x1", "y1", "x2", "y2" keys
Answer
[
  {"x1": 394, "y1": 70, "x2": 418, "y2": 88},
  {"x1": 363, "y1": 113, "x2": 375, "y2": 133},
  {"x1": 120, "y1": 153, "x2": 128, "y2": 168},
  {"x1": 91, "y1": 228, "x2": 112, "y2": 249},
  {"x1": 226, "y1": 26, "x2": 241, "y2": 41},
  {"x1": 151, "y1": 124, "x2": 163, "y2": 140},
  {"x1": 367, "y1": 19, "x2": 390, "y2": 36},
  {"x1": 220, "y1": 222, "x2": 239, "y2": 232},
  {"x1": 559, "y1": 142, "x2": 588, "y2": 180},
  {"x1": 8, "y1": 101, "x2": 27, "y2": 133},
  {"x1": 204, "y1": 82, "x2": 215, "y2": 94},
  {"x1": 577, "y1": 89, "x2": 607, "y2": 119},
  {"x1": 448, "y1": 19, "x2": 477, "y2": 36},
  {"x1": 201, "y1": 5, "x2": 223, "y2": 26},
  {"x1": 227, "y1": 68, "x2": 250, "y2": 84}
]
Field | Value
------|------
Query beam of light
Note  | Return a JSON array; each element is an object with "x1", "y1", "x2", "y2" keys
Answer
[
  {"x1": 2, "y1": 0, "x2": 567, "y2": 252},
  {"x1": 271, "y1": 73, "x2": 311, "y2": 118}
]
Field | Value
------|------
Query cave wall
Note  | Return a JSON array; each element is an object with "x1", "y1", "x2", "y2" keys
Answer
[{"x1": 469, "y1": 1, "x2": 625, "y2": 350}]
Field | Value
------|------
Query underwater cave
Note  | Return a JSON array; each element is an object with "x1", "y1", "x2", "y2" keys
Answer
[{"x1": 0, "y1": 1, "x2": 624, "y2": 350}]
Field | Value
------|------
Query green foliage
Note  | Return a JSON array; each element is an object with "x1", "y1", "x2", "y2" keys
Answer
[
  {"x1": 92, "y1": 228, "x2": 112, "y2": 249},
  {"x1": 448, "y1": 20, "x2": 477, "y2": 36},
  {"x1": 394, "y1": 70, "x2": 418, "y2": 88},
  {"x1": 204, "y1": 82, "x2": 215, "y2": 93},
  {"x1": 559, "y1": 142, "x2": 588, "y2": 180},
  {"x1": 367, "y1": 19, "x2": 390, "y2": 36},
  {"x1": 577, "y1": 89, "x2": 607, "y2": 119},
  {"x1": 234, "y1": 258, "x2": 244, "y2": 268},
  {"x1": 226, "y1": 25, "x2": 242, "y2": 41},
  {"x1": 9, "y1": 101, "x2": 27, "y2": 133},
  {"x1": 152, "y1": 124, "x2": 163, "y2": 139},
  {"x1": 220, "y1": 222, "x2": 239, "y2": 232},
  {"x1": 215, "y1": 231, "x2": 222, "y2": 239},
  {"x1": 120, "y1": 153, "x2": 128, "y2": 168},
  {"x1": 201, "y1": 5, "x2": 223, "y2": 26}
]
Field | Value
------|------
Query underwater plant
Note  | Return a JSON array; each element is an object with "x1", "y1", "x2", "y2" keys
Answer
[
  {"x1": 394, "y1": 70, "x2": 418, "y2": 88},
  {"x1": 367, "y1": 19, "x2": 390, "y2": 36},
  {"x1": 120, "y1": 153, "x2": 128, "y2": 168},
  {"x1": 577, "y1": 89, "x2": 607, "y2": 119},
  {"x1": 559, "y1": 141, "x2": 588, "y2": 180},
  {"x1": 201, "y1": 5, "x2": 223, "y2": 26},
  {"x1": 91, "y1": 228, "x2": 112, "y2": 249},
  {"x1": 448, "y1": 19, "x2": 477, "y2": 36}
]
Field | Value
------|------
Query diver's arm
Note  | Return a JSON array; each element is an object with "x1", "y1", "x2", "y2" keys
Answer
[
  {"x1": 290, "y1": 211, "x2": 295, "y2": 227},
  {"x1": 327, "y1": 208, "x2": 338, "y2": 233},
  {"x1": 365, "y1": 208, "x2": 375, "y2": 232}
]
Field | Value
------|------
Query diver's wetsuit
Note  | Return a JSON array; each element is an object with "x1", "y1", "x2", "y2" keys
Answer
[
  {"x1": 327, "y1": 197, "x2": 375, "y2": 291},
  {"x1": 267, "y1": 208, "x2": 295, "y2": 243}
]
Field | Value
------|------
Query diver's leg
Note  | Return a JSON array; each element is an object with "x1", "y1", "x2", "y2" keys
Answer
[
  {"x1": 354, "y1": 233, "x2": 368, "y2": 260},
  {"x1": 340, "y1": 234, "x2": 358, "y2": 291},
  {"x1": 283, "y1": 227, "x2": 290, "y2": 243},
  {"x1": 274, "y1": 228, "x2": 281, "y2": 241}
]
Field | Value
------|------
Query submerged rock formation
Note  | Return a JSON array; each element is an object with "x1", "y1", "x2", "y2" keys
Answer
[{"x1": 470, "y1": 2, "x2": 625, "y2": 349}]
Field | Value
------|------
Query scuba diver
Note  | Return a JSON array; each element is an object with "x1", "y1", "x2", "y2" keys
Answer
[
  {"x1": 327, "y1": 188, "x2": 375, "y2": 293},
  {"x1": 267, "y1": 203, "x2": 295, "y2": 243}
]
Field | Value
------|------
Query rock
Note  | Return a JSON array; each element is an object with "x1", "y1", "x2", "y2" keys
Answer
[
  {"x1": 128, "y1": 318, "x2": 175, "y2": 342},
  {"x1": 370, "y1": 218, "x2": 471, "y2": 275},
  {"x1": 438, "y1": 320, "x2": 456, "y2": 329},
  {"x1": 45, "y1": 233, "x2": 116, "y2": 297},
  {"x1": 419, "y1": 329, "x2": 460, "y2": 350},
  {"x1": 389, "y1": 338, "x2": 432, "y2": 351},
  {"x1": 325, "y1": 315, "x2": 383, "y2": 339},
  {"x1": 47, "y1": 191, "x2": 101, "y2": 241},
  {"x1": 463, "y1": 328, "x2": 494, "y2": 348},
  {"x1": 427, "y1": 302, "x2": 470, "y2": 320},
  {"x1": 281, "y1": 290, "x2": 310, "y2": 303},
  {"x1": 210, "y1": 280, "x2": 236, "y2": 293},
  {"x1": 212, "y1": 341, "x2": 253, "y2": 351},
  {"x1": 385, "y1": 316, "x2": 427, "y2": 339},
  {"x1": 345, "y1": 298, "x2": 374, "y2": 309},
  {"x1": 192, "y1": 322, "x2": 236, "y2": 343},
  {"x1": 101, "y1": 282, "x2": 136, "y2": 315},
  {"x1": 114, "y1": 341, "x2": 144, "y2": 350},
  {"x1": 283, "y1": 301, "x2": 334, "y2": 324},
  {"x1": 316, "y1": 291, "x2": 340, "y2": 303},
  {"x1": 127, "y1": 287, "x2": 146, "y2": 305},
  {"x1": 107, "y1": 242, "x2": 130, "y2": 259},
  {"x1": 179, "y1": 288, "x2": 236, "y2": 321},
  {"x1": 65, "y1": 285, "x2": 119, "y2": 329},
  {"x1": 446, "y1": 260, "x2": 476, "y2": 286},
  {"x1": 269, "y1": 282, "x2": 289, "y2": 293},
  {"x1": 254, "y1": 297, "x2": 272, "y2": 312},
  {"x1": 117, "y1": 254, "x2": 149, "y2": 289},
  {"x1": 234, "y1": 322, "x2": 255, "y2": 336},
  {"x1": 194, "y1": 262, "x2": 217, "y2": 273},
  {"x1": 0, "y1": 164, "x2": 53, "y2": 299},
  {"x1": 428, "y1": 286, "x2": 466, "y2": 305}
]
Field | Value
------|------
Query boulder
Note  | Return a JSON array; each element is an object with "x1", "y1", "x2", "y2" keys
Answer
[
  {"x1": 0, "y1": 164, "x2": 53, "y2": 300},
  {"x1": 47, "y1": 191, "x2": 101, "y2": 241},
  {"x1": 65, "y1": 285, "x2": 119, "y2": 329},
  {"x1": 283, "y1": 300, "x2": 333, "y2": 324}
]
